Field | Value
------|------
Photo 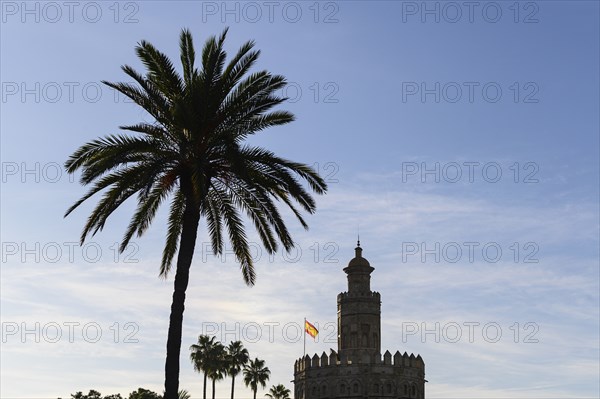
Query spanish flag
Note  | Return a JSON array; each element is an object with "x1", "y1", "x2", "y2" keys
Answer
[{"x1": 305, "y1": 319, "x2": 318, "y2": 338}]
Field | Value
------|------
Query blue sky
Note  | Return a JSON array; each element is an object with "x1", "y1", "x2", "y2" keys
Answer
[{"x1": 1, "y1": 1, "x2": 599, "y2": 398}]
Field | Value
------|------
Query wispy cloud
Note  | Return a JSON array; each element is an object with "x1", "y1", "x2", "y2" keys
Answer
[{"x1": 2, "y1": 174, "x2": 597, "y2": 398}]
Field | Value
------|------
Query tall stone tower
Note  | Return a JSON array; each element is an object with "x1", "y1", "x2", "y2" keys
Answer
[
  {"x1": 338, "y1": 242, "x2": 381, "y2": 361},
  {"x1": 293, "y1": 243, "x2": 426, "y2": 399}
]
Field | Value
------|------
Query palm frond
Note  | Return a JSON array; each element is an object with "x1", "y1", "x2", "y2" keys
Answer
[
  {"x1": 179, "y1": 28, "x2": 196, "y2": 85},
  {"x1": 160, "y1": 190, "x2": 185, "y2": 277},
  {"x1": 121, "y1": 175, "x2": 176, "y2": 252},
  {"x1": 136, "y1": 40, "x2": 183, "y2": 100}
]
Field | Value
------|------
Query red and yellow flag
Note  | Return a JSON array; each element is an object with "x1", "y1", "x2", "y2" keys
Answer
[{"x1": 305, "y1": 320, "x2": 318, "y2": 338}]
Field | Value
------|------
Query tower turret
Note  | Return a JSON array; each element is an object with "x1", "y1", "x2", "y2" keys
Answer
[{"x1": 337, "y1": 242, "x2": 381, "y2": 360}]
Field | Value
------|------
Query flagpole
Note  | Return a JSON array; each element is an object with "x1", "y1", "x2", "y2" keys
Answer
[
  {"x1": 303, "y1": 317, "x2": 306, "y2": 359},
  {"x1": 302, "y1": 318, "x2": 307, "y2": 395}
]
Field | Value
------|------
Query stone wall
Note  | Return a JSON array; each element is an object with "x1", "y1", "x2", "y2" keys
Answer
[{"x1": 293, "y1": 350, "x2": 425, "y2": 399}]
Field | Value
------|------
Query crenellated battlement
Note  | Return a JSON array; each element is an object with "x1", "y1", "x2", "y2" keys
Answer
[
  {"x1": 294, "y1": 349, "x2": 424, "y2": 373},
  {"x1": 337, "y1": 291, "x2": 381, "y2": 300}
]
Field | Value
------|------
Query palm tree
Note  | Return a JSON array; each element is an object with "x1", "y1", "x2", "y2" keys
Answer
[
  {"x1": 206, "y1": 342, "x2": 227, "y2": 399},
  {"x1": 64, "y1": 28, "x2": 327, "y2": 399},
  {"x1": 225, "y1": 341, "x2": 249, "y2": 399},
  {"x1": 242, "y1": 358, "x2": 270, "y2": 399},
  {"x1": 265, "y1": 384, "x2": 291, "y2": 399},
  {"x1": 190, "y1": 335, "x2": 218, "y2": 399}
]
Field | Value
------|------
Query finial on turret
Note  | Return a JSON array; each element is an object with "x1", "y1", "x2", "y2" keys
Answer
[{"x1": 355, "y1": 238, "x2": 362, "y2": 258}]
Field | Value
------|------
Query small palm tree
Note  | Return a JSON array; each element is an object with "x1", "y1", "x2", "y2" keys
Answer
[
  {"x1": 225, "y1": 341, "x2": 249, "y2": 399},
  {"x1": 265, "y1": 385, "x2": 291, "y2": 399},
  {"x1": 190, "y1": 335, "x2": 218, "y2": 399},
  {"x1": 64, "y1": 28, "x2": 327, "y2": 399},
  {"x1": 243, "y1": 358, "x2": 270, "y2": 399},
  {"x1": 206, "y1": 342, "x2": 227, "y2": 399}
]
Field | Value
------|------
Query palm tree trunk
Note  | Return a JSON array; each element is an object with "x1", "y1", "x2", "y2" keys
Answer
[
  {"x1": 230, "y1": 375, "x2": 235, "y2": 399},
  {"x1": 203, "y1": 371, "x2": 208, "y2": 399},
  {"x1": 164, "y1": 195, "x2": 201, "y2": 399},
  {"x1": 253, "y1": 388, "x2": 257, "y2": 399},
  {"x1": 212, "y1": 378, "x2": 216, "y2": 399}
]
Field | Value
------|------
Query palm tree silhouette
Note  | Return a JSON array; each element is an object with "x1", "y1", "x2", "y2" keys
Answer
[
  {"x1": 243, "y1": 358, "x2": 271, "y2": 399},
  {"x1": 265, "y1": 384, "x2": 291, "y2": 399},
  {"x1": 190, "y1": 335, "x2": 218, "y2": 399},
  {"x1": 64, "y1": 28, "x2": 327, "y2": 399},
  {"x1": 225, "y1": 341, "x2": 249, "y2": 399},
  {"x1": 206, "y1": 342, "x2": 227, "y2": 399}
]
